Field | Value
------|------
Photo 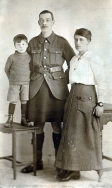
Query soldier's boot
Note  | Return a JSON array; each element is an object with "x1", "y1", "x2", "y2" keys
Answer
[
  {"x1": 52, "y1": 132, "x2": 62, "y2": 156},
  {"x1": 52, "y1": 132, "x2": 62, "y2": 173},
  {"x1": 21, "y1": 132, "x2": 44, "y2": 173}
]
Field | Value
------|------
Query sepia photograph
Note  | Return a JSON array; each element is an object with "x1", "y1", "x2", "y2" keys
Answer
[{"x1": 0, "y1": 0, "x2": 112, "y2": 187}]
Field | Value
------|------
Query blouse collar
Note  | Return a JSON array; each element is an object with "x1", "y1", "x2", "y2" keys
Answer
[{"x1": 77, "y1": 50, "x2": 92, "y2": 60}]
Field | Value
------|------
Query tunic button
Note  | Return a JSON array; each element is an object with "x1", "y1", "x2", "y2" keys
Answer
[
  {"x1": 44, "y1": 57, "x2": 46, "y2": 59},
  {"x1": 44, "y1": 65, "x2": 46, "y2": 68},
  {"x1": 59, "y1": 76, "x2": 61, "y2": 78},
  {"x1": 89, "y1": 97, "x2": 92, "y2": 100},
  {"x1": 44, "y1": 48, "x2": 46, "y2": 51},
  {"x1": 44, "y1": 74, "x2": 46, "y2": 77},
  {"x1": 45, "y1": 40, "x2": 47, "y2": 42}
]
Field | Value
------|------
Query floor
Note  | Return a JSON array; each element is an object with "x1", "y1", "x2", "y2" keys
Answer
[{"x1": 0, "y1": 122, "x2": 112, "y2": 188}]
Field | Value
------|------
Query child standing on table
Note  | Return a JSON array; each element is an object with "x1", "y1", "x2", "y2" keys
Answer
[{"x1": 4, "y1": 34, "x2": 32, "y2": 128}]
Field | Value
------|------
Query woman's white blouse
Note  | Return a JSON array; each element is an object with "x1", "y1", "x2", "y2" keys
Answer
[{"x1": 69, "y1": 51, "x2": 106, "y2": 102}]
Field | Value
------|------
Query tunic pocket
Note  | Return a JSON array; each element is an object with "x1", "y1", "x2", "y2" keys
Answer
[
  {"x1": 48, "y1": 48, "x2": 63, "y2": 65},
  {"x1": 30, "y1": 72, "x2": 41, "y2": 81},
  {"x1": 52, "y1": 71, "x2": 65, "y2": 80},
  {"x1": 31, "y1": 48, "x2": 41, "y2": 65}
]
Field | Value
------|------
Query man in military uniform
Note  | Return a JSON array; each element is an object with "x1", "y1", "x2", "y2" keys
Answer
[{"x1": 21, "y1": 10, "x2": 75, "y2": 173}]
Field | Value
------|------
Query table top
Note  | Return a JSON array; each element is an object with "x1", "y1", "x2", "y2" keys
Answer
[
  {"x1": 0, "y1": 122, "x2": 36, "y2": 133},
  {"x1": 104, "y1": 103, "x2": 112, "y2": 112},
  {"x1": 0, "y1": 103, "x2": 112, "y2": 133}
]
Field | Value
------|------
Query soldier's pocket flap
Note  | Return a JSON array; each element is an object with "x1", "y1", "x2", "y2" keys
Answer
[
  {"x1": 30, "y1": 73, "x2": 41, "y2": 81},
  {"x1": 31, "y1": 48, "x2": 41, "y2": 54},
  {"x1": 48, "y1": 48, "x2": 62, "y2": 54},
  {"x1": 52, "y1": 71, "x2": 65, "y2": 80}
]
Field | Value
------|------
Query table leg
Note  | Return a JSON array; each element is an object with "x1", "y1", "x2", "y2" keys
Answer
[
  {"x1": 12, "y1": 131, "x2": 16, "y2": 180},
  {"x1": 12, "y1": 136, "x2": 14, "y2": 168},
  {"x1": 97, "y1": 169, "x2": 103, "y2": 182},
  {"x1": 33, "y1": 129, "x2": 37, "y2": 176},
  {"x1": 100, "y1": 131, "x2": 103, "y2": 158}
]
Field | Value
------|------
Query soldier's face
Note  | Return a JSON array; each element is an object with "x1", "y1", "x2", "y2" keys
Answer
[{"x1": 38, "y1": 13, "x2": 54, "y2": 33}]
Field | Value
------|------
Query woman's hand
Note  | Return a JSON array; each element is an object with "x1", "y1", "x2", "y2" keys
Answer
[{"x1": 93, "y1": 106, "x2": 103, "y2": 117}]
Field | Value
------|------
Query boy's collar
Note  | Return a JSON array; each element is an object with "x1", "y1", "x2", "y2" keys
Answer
[{"x1": 15, "y1": 51, "x2": 27, "y2": 55}]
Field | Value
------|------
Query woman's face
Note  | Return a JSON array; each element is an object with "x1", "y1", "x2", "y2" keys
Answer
[{"x1": 74, "y1": 35, "x2": 90, "y2": 53}]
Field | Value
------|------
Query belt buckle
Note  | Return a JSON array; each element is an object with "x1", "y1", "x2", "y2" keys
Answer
[
  {"x1": 50, "y1": 66, "x2": 60, "y2": 73},
  {"x1": 43, "y1": 66, "x2": 49, "y2": 72},
  {"x1": 50, "y1": 67, "x2": 54, "y2": 72}
]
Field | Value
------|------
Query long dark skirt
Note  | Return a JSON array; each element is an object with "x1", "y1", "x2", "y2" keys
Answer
[
  {"x1": 55, "y1": 83, "x2": 102, "y2": 171},
  {"x1": 28, "y1": 80, "x2": 66, "y2": 123}
]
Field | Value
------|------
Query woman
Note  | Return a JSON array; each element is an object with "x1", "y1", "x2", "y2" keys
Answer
[{"x1": 55, "y1": 28, "x2": 106, "y2": 182}]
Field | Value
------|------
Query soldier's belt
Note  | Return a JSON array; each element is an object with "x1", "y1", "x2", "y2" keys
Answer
[{"x1": 36, "y1": 66, "x2": 62, "y2": 73}]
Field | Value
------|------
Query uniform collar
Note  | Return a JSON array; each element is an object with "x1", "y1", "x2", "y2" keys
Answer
[{"x1": 39, "y1": 31, "x2": 55, "y2": 43}]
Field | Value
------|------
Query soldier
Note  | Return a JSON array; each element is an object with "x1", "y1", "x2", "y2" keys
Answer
[{"x1": 21, "y1": 10, "x2": 75, "y2": 173}]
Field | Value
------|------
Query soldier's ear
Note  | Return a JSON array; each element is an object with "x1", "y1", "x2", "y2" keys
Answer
[
  {"x1": 38, "y1": 20, "x2": 40, "y2": 26},
  {"x1": 52, "y1": 20, "x2": 55, "y2": 26}
]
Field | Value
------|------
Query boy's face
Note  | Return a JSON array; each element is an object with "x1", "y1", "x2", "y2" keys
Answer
[{"x1": 15, "y1": 40, "x2": 28, "y2": 53}]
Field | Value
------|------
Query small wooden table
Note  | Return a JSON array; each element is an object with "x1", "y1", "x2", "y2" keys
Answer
[
  {"x1": 0, "y1": 122, "x2": 37, "y2": 180},
  {"x1": 100, "y1": 103, "x2": 112, "y2": 172}
]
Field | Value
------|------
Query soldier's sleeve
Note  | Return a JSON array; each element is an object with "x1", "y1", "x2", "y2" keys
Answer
[
  {"x1": 63, "y1": 39, "x2": 75, "y2": 83},
  {"x1": 27, "y1": 41, "x2": 31, "y2": 55},
  {"x1": 27, "y1": 41, "x2": 33, "y2": 72},
  {"x1": 63, "y1": 39, "x2": 75, "y2": 65}
]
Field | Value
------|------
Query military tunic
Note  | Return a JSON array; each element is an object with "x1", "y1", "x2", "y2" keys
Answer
[{"x1": 27, "y1": 32, "x2": 75, "y2": 122}]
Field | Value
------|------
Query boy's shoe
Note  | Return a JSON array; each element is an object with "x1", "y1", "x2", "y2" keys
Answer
[
  {"x1": 4, "y1": 114, "x2": 13, "y2": 128},
  {"x1": 21, "y1": 114, "x2": 33, "y2": 127}
]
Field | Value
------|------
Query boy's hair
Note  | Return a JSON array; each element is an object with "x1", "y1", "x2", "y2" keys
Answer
[
  {"x1": 39, "y1": 10, "x2": 54, "y2": 21},
  {"x1": 13, "y1": 34, "x2": 28, "y2": 45},
  {"x1": 74, "y1": 28, "x2": 92, "y2": 41}
]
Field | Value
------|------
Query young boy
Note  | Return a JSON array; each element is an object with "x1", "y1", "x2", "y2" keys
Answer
[{"x1": 4, "y1": 34, "x2": 32, "y2": 128}]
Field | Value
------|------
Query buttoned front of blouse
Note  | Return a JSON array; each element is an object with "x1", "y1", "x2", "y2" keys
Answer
[{"x1": 69, "y1": 51, "x2": 106, "y2": 102}]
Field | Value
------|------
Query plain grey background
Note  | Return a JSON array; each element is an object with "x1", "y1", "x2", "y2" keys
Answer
[
  {"x1": 0, "y1": 0, "x2": 112, "y2": 122},
  {"x1": 0, "y1": 0, "x2": 112, "y2": 187}
]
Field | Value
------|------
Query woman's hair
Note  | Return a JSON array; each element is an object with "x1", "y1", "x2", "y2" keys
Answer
[{"x1": 74, "y1": 28, "x2": 92, "y2": 41}]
